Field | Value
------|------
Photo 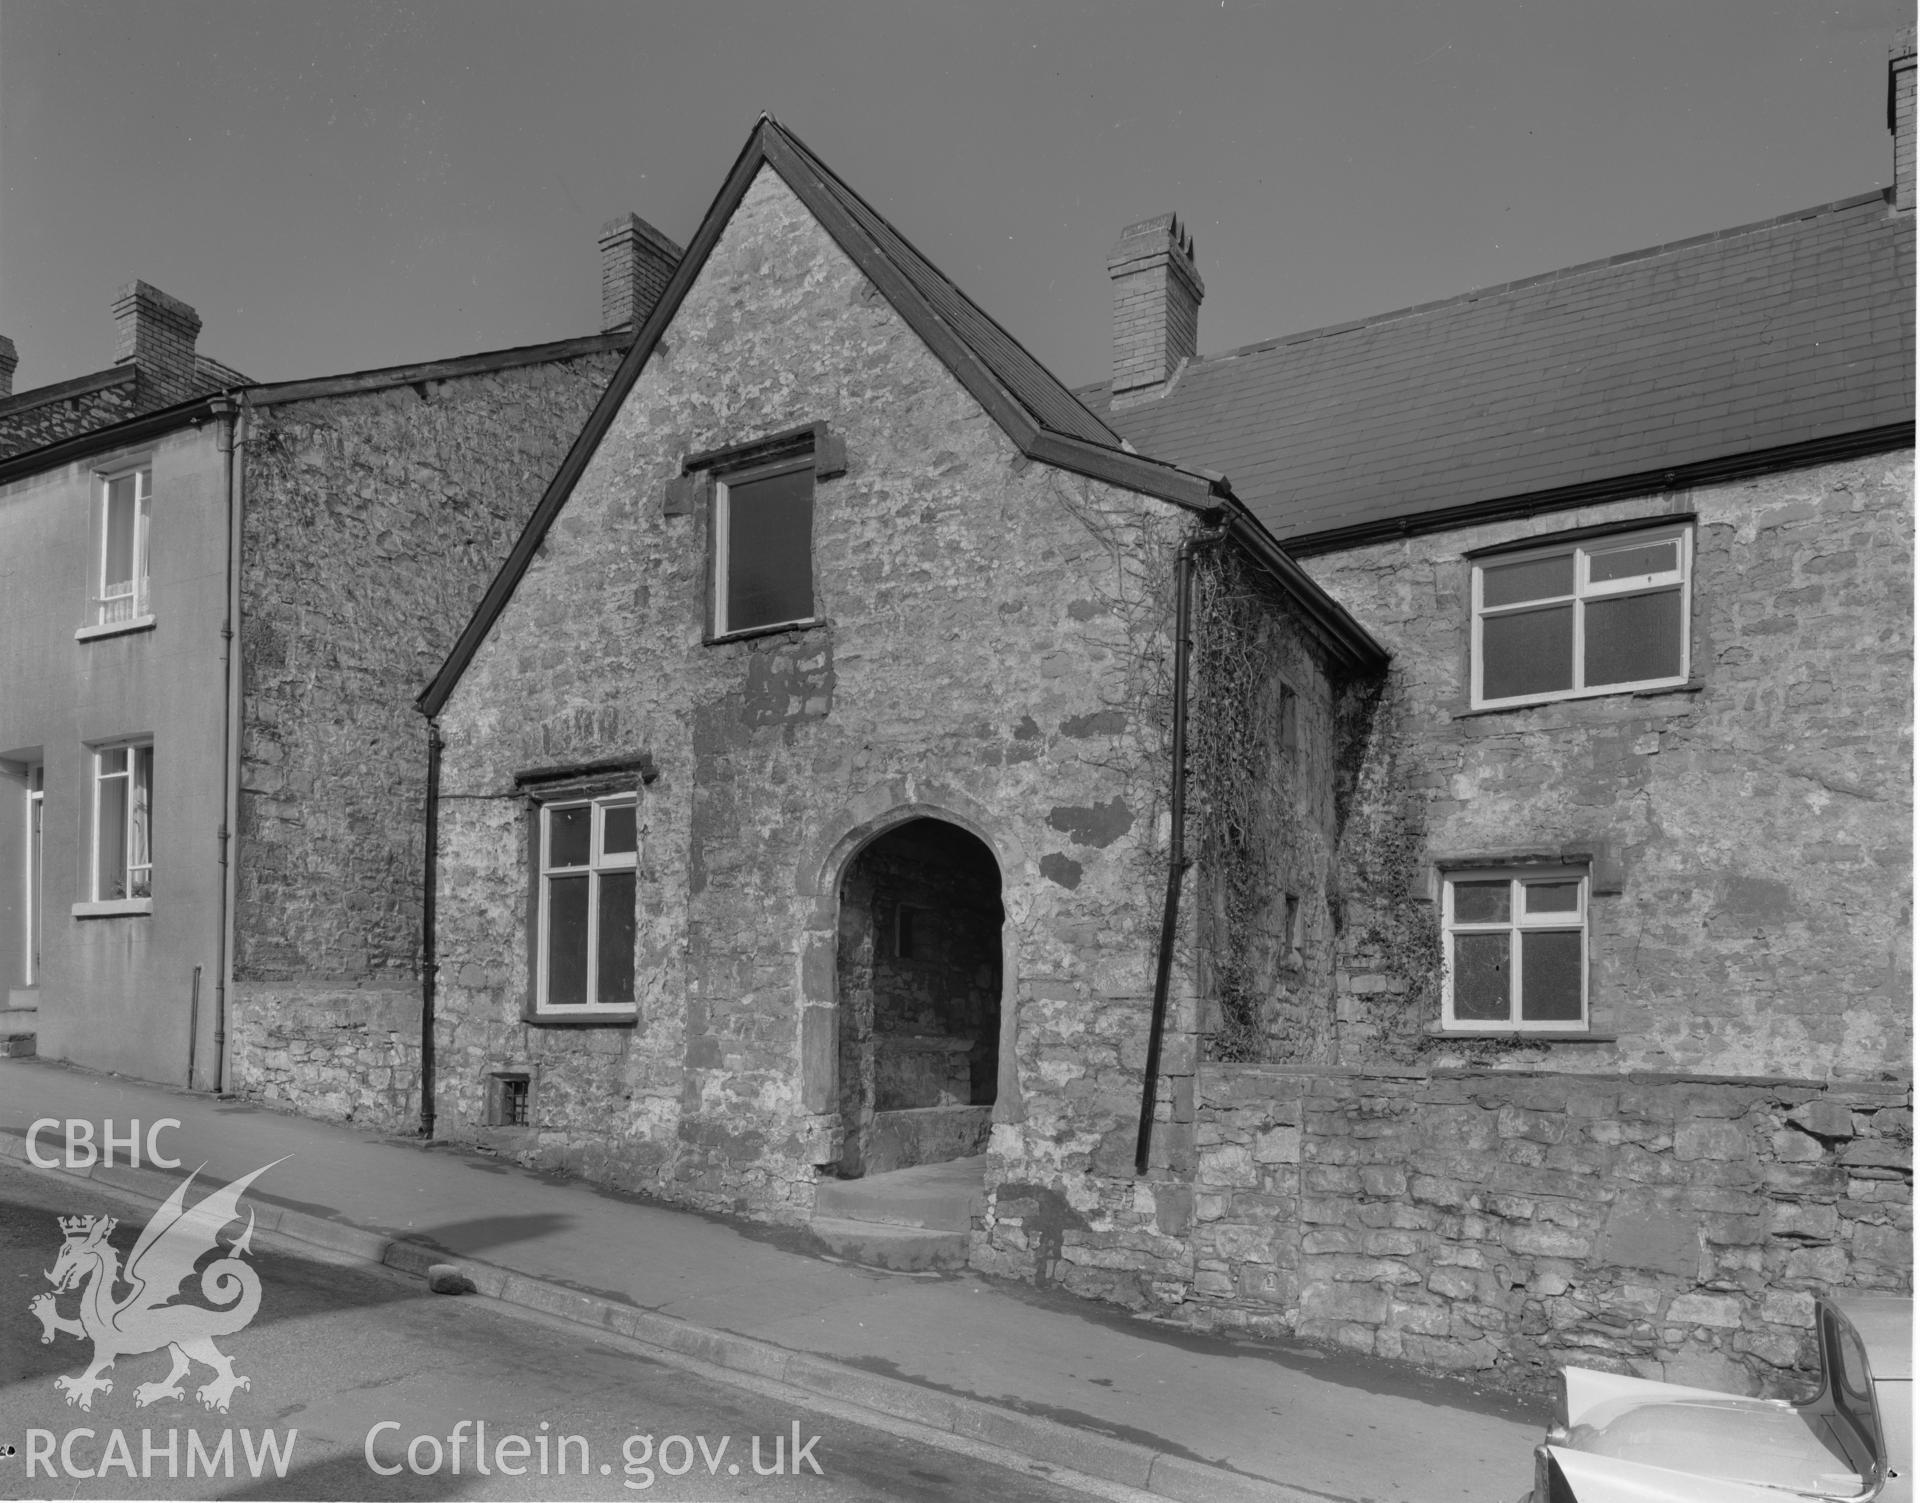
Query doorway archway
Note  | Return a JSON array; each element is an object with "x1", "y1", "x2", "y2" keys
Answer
[{"x1": 834, "y1": 817, "x2": 1002, "y2": 1178}]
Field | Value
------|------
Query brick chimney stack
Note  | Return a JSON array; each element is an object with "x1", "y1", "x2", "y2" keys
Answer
[
  {"x1": 0, "y1": 336, "x2": 16, "y2": 399},
  {"x1": 113, "y1": 281, "x2": 203, "y2": 409},
  {"x1": 1891, "y1": 28, "x2": 1915, "y2": 212},
  {"x1": 599, "y1": 213, "x2": 683, "y2": 333},
  {"x1": 1108, "y1": 213, "x2": 1205, "y2": 405}
]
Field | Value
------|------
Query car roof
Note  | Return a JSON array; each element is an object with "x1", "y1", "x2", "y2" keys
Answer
[{"x1": 1830, "y1": 1294, "x2": 1913, "y2": 1381}]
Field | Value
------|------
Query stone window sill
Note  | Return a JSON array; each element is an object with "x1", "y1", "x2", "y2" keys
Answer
[
  {"x1": 73, "y1": 898, "x2": 152, "y2": 919},
  {"x1": 1453, "y1": 679, "x2": 1704, "y2": 721},
  {"x1": 522, "y1": 1009, "x2": 638, "y2": 1029},
  {"x1": 705, "y1": 618, "x2": 828, "y2": 648},
  {"x1": 1426, "y1": 1024, "x2": 1617, "y2": 1043},
  {"x1": 76, "y1": 615, "x2": 156, "y2": 642}
]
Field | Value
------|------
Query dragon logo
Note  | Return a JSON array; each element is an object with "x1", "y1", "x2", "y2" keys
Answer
[{"x1": 29, "y1": 1160, "x2": 282, "y2": 1413}]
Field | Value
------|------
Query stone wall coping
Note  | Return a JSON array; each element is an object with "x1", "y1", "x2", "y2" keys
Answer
[
  {"x1": 1196, "y1": 1059, "x2": 1912, "y2": 1095},
  {"x1": 234, "y1": 979, "x2": 421, "y2": 995}
]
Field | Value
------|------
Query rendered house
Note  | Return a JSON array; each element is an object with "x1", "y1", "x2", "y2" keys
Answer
[
  {"x1": 421, "y1": 36, "x2": 1910, "y2": 1397},
  {"x1": 0, "y1": 220, "x2": 674, "y2": 1096}
]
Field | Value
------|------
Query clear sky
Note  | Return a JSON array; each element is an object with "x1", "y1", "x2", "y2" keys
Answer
[{"x1": 0, "y1": 0, "x2": 1909, "y2": 396}]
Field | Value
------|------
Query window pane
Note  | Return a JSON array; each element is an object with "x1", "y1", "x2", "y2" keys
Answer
[
  {"x1": 1482, "y1": 604, "x2": 1573, "y2": 699},
  {"x1": 104, "y1": 478, "x2": 137, "y2": 588},
  {"x1": 1452, "y1": 880, "x2": 1511, "y2": 924},
  {"x1": 548, "y1": 805, "x2": 591, "y2": 868},
  {"x1": 602, "y1": 802, "x2": 637, "y2": 856},
  {"x1": 1588, "y1": 539, "x2": 1677, "y2": 583},
  {"x1": 1481, "y1": 553, "x2": 1573, "y2": 608},
  {"x1": 546, "y1": 875, "x2": 590, "y2": 1006},
  {"x1": 1584, "y1": 589, "x2": 1683, "y2": 688},
  {"x1": 1452, "y1": 932, "x2": 1510, "y2": 1020},
  {"x1": 597, "y1": 871, "x2": 636, "y2": 1005},
  {"x1": 1828, "y1": 1314, "x2": 1874, "y2": 1404},
  {"x1": 97, "y1": 772, "x2": 128, "y2": 900},
  {"x1": 725, "y1": 468, "x2": 813, "y2": 630},
  {"x1": 1520, "y1": 930, "x2": 1583, "y2": 1021},
  {"x1": 1525, "y1": 881, "x2": 1580, "y2": 915}
]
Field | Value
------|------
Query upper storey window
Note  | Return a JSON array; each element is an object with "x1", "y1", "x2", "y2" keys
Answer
[
  {"x1": 676, "y1": 422, "x2": 842, "y2": 642},
  {"x1": 96, "y1": 467, "x2": 153, "y2": 628},
  {"x1": 1471, "y1": 525, "x2": 1691, "y2": 708},
  {"x1": 715, "y1": 459, "x2": 815, "y2": 637}
]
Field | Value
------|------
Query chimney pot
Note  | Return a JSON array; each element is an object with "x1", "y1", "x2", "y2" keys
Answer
[
  {"x1": 1107, "y1": 213, "x2": 1204, "y2": 404},
  {"x1": 599, "y1": 213, "x2": 683, "y2": 334},
  {"x1": 112, "y1": 281, "x2": 203, "y2": 409},
  {"x1": 0, "y1": 336, "x2": 16, "y2": 399},
  {"x1": 1890, "y1": 28, "x2": 1915, "y2": 212}
]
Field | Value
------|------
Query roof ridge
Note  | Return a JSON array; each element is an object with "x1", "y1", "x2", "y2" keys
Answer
[
  {"x1": 242, "y1": 330, "x2": 629, "y2": 407},
  {"x1": 1178, "y1": 187, "x2": 1898, "y2": 372}
]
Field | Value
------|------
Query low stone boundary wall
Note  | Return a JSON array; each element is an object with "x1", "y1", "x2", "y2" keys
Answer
[
  {"x1": 227, "y1": 983, "x2": 421, "y2": 1131},
  {"x1": 1173, "y1": 1064, "x2": 1911, "y2": 1394},
  {"x1": 981, "y1": 1063, "x2": 1911, "y2": 1396}
]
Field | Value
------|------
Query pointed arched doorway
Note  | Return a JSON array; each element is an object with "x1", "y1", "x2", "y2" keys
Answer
[{"x1": 834, "y1": 817, "x2": 1002, "y2": 1178}]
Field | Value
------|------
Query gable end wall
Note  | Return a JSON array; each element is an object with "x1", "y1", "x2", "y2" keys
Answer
[
  {"x1": 429, "y1": 167, "x2": 1324, "y2": 1220},
  {"x1": 226, "y1": 348, "x2": 623, "y2": 1125}
]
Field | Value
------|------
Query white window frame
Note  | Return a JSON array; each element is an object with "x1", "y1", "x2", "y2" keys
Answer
[
  {"x1": 1440, "y1": 866, "x2": 1589, "y2": 1032},
  {"x1": 81, "y1": 465, "x2": 155, "y2": 638},
  {"x1": 1470, "y1": 525, "x2": 1691, "y2": 709},
  {"x1": 713, "y1": 457, "x2": 817, "y2": 638},
  {"x1": 77, "y1": 741, "x2": 153, "y2": 917},
  {"x1": 535, "y1": 794, "x2": 638, "y2": 1015}
]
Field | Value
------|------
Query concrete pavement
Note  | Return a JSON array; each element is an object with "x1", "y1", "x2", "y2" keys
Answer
[{"x1": 0, "y1": 1056, "x2": 1544, "y2": 1502}]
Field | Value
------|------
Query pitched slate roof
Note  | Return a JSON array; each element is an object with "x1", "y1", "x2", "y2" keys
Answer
[
  {"x1": 1084, "y1": 190, "x2": 1915, "y2": 552},
  {"x1": 421, "y1": 118, "x2": 1388, "y2": 714}
]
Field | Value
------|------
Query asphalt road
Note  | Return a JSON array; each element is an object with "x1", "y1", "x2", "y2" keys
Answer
[{"x1": 0, "y1": 1161, "x2": 1134, "y2": 1502}]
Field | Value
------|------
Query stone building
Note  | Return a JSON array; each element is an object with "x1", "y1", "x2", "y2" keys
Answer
[
  {"x1": 422, "y1": 40, "x2": 1910, "y2": 1399},
  {"x1": 0, "y1": 220, "x2": 673, "y2": 1093},
  {"x1": 416, "y1": 119, "x2": 1384, "y2": 1227},
  {"x1": 1061, "y1": 31, "x2": 1915, "y2": 1391}
]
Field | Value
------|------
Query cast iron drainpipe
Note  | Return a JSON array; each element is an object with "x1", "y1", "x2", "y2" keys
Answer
[
  {"x1": 210, "y1": 393, "x2": 249, "y2": 1094},
  {"x1": 420, "y1": 720, "x2": 442, "y2": 1138},
  {"x1": 1135, "y1": 525, "x2": 1223, "y2": 1175}
]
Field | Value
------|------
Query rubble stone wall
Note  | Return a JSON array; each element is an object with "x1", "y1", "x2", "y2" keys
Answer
[
  {"x1": 227, "y1": 984, "x2": 419, "y2": 1127},
  {"x1": 1302, "y1": 452, "x2": 1913, "y2": 1077},
  {"x1": 225, "y1": 349, "x2": 622, "y2": 1120},
  {"x1": 1166, "y1": 1063, "x2": 1911, "y2": 1396},
  {"x1": 429, "y1": 166, "x2": 1330, "y2": 1219},
  {"x1": 975, "y1": 560, "x2": 1353, "y2": 1298}
]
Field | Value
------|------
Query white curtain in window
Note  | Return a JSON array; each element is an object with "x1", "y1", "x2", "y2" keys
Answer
[{"x1": 128, "y1": 749, "x2": 152, "y2": 897}]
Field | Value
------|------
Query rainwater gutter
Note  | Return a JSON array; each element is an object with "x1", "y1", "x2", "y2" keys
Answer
[
  {"x1": 420, "y1": 720, "x2": 441, "y2": 1139},
  {"x1": 1135, "y1": 524, "x2": 1223, "y2": 1175}
]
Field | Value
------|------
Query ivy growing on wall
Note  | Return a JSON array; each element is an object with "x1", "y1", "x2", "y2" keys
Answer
[
  {"x1": 1330, "y1": 673, "x2": 1445, "y2": 1063},
  {"x1": 1187, "y1": 541, "x2": 1323, "y2": 1062}
]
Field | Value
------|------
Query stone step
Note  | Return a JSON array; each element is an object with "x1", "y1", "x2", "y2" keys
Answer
[
  {"x1": 812, "y1": 1156, "x2": 986, "y2": 1232},
  {"x1": 807, "y1": 1216, "x2": 970, "y2": 1272}
]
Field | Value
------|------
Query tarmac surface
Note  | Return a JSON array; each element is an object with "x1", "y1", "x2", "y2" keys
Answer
[{"x1": 0, "y1": 1057, "x2": 1546, "y2": 1502}]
